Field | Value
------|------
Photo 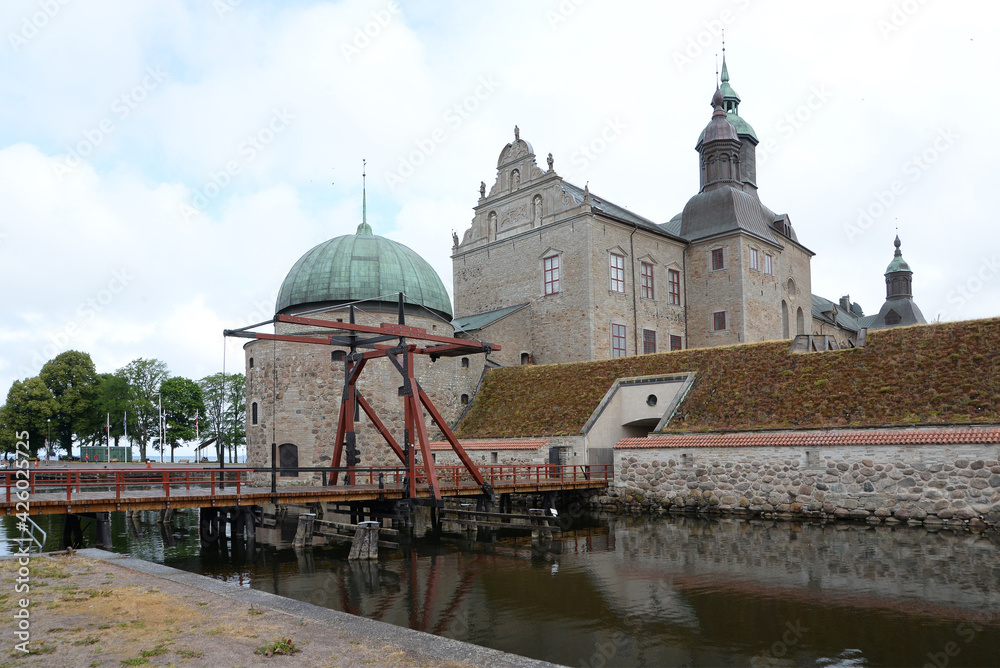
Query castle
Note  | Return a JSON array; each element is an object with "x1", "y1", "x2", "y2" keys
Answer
[
  {"x1": 452, "y1": 56, "x2": 925, "y2": 364},
  {"x1": 243, "y1": 55, "x2": 926, "y2": 475}
]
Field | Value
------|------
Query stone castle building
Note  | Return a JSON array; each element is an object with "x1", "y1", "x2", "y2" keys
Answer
[
  {"x1": 451, "y1": 57, "x2": 925, "y2": 360},
  {"x1": 244, "y1": 219, "x2": 482, "y2": 478},
  {"x1": 244, "y1": 55, "x2": 927, "y2": 475}
]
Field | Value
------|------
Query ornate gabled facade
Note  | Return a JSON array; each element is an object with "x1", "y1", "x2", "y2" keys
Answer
[{"x1": 452, "y1": 57, "x2": 814, "y2": 363}]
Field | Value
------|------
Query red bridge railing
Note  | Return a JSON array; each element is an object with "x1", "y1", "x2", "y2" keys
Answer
[{"x1": 1, "y1": 464, "x2": 612, "y2": 505}]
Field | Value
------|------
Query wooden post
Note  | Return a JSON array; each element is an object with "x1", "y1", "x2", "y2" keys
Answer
[
  {"x1": 292, "y1": 513, "x2": 315, "y2": 548},
  {"x1": 348, "y1": 520, "x2": 380, "y2": 560},
  {"x1": 95, "y1": 512, "x2": 112, "y2": 549}
]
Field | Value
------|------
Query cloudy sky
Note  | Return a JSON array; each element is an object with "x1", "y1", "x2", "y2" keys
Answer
[{"x1": 1, "y1": 1, "x2": 995, "y2": 423}]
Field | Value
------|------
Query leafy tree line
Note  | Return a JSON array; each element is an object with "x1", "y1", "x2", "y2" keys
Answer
[{"x1": 0, "y1": 351, "x2": 245, "y2": 463}]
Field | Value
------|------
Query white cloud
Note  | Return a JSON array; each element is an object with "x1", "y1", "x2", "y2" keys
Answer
[{"x1": 1, "y1": 0, "x2": 998, "y2": 407}]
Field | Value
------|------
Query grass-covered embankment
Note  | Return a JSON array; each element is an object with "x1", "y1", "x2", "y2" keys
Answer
[{"x1": 456, "y1": 318, "x2": 1000, "y2": 438}]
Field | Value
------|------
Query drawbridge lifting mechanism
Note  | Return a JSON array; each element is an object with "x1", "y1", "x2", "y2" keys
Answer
[{"x1": 224, "y1": 293, "x2": 500, "y2": 503}]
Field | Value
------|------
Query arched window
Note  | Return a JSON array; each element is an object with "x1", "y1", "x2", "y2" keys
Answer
[
  {"x1": 796, "y1": 307, "x2": 805, "y2": 335},
  {"x1": 781, "y1": 300, "x2": 789, "y2": 339},
  {"x1": 332, "y1": 350, "x2": 345, "y2": 362},
  {"x1": 278, "y1": 443, "x2": 298, "y2": 477},
  {"x1": 251, "y1": 402, "x2": 258, "y2": 425},
  {"x1": 461, "y1": 357, "x2": 469, "y2": 368},
  {"x1": 461, "y1": 394, "x2": 469, "y2": 406},
  {"x1": 520, "y1": 352, "x2": 530, "y2": 365},
  {"x1": 249, "y1": 357, "x2": 254, "y2": 368}
]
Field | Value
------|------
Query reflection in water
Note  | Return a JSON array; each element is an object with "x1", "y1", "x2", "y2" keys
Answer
[{"x1": 3, "y1": 511, "x2": 1000, "y2": 666}]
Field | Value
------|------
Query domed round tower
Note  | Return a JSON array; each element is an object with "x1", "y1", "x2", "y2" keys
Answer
[
  {"x1": 275, "y1": 221, "x2": 452, "y2": 320},
  {"x1": 244, "y1": 211, "x2": 476, "y2": 481}
]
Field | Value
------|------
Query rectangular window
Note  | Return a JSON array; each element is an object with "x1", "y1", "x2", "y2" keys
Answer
[
  {"x1": 610, "y1": 253, "x2": 625, "y2": 293},
  {"x1": 764, "y1": 253, "x2": 773, "y2": 276},
  {"x1": 640, "y1": 262, "x2": 654, "y2": 299},
  {"x1": 543, "y1": 255, "x2": 560, "y2": 295},
  {"x1": 670, "y1": 335, "x2": 683, "y2": 351},
  {"x1": 668, "y1": 269, "x2": 681, "y2": 305},
  {"x1": 642, "y1": 329, "x2": 656, "y2": 354},
  {"x1": 750, "y1": 248, "x2": 759, "y2": 271},
  {"x1": 713, "y1": 311, "x2": 727, "y2": 331},
  {"x1": 611, "y1": 323, "x2": 627, "y2": 358},
  {"x1": 712, "y1": 248, "x2": 724, "y2": 271}
]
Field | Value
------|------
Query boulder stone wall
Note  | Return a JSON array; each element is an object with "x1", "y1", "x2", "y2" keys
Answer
[{"x1": 601, "y1": 444, "x2": 1000, "y2": 528}]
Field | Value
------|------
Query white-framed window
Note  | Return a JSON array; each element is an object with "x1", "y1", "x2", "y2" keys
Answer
[
  {"x1": 610, "y1": 253, "x2": 626, "y2": 293},
  {"x1": 750, "y1": 247, "x2": 759, "y2": 271},
  {"x1": 611, "y1": 323, "x2": 627, "y2": 357},
  {"x1": 640, "y1": 262, "x2": 654, "y2": 299},
  {"x1": 543, "y1": 255, "x2": 560, "y2": 295},
  {"x1": 764, "y1": 253, "x2": 774, "y2": 276}
]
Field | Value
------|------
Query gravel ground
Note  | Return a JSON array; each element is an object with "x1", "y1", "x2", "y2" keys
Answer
[{"x1": 0, "y1": 550, "x2": 560, "y2": 668}]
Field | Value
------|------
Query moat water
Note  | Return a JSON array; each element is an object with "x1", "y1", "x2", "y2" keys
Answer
[{"x1": 4, "y1": 511, "x2": 1000, "y2": 667}]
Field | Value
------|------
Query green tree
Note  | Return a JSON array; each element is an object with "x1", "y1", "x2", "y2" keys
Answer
[
  {"x1": 225, "y1": 374, "x2": 246, "y2": 463},
  {"x1": 160, "y1": 376, "x2": 206, "y2": 463},
  {"x1": 0, "y1": 377, "x2": 57, "y2": 457},
  {"x1": 40, "y1": 351, "x2": 99, "y2": 456},
  {"x1": 200, "y1": 372, "x2": 246, "y2": 464},
  {"x1": 119, "y1": 358, "x2": 169, "y2": 461},
  {"x1": 94, "y1": 373, "x2": 131, "y2": 447}
]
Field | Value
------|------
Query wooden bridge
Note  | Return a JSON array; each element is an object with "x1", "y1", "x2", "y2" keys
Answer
[{"x1": 1, "y1": 464, "x2": 612, "y2": 516}]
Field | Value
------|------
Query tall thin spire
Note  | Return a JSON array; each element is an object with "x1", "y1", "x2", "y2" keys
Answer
[
  {"x1": 357, "y1": 158, "x2": 373, "y2": 235},
  {"x1": 721, "y1": 31, "x2": 730, "y2": 84}
]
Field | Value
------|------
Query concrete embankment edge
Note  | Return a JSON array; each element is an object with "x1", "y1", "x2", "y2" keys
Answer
[{"x1": 76, "y1": 549, "x2": 565, "y2": 668}]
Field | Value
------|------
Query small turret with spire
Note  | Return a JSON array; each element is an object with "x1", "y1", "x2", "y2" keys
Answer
[{"x1": 869, "y1": 234, "x2": 927, "y2": 329}]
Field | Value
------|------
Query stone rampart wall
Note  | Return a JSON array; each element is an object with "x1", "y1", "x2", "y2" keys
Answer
[{"x1": 606, "y1": 444, "x2": 1000, "y2": 527}]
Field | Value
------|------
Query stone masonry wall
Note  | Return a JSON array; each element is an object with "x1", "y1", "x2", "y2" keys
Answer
[
  {"x1": 606, "y1": 444, "x2": 1000, "y2": 528},
  {"x1": 244, "y1": 309, "x2": 480, "y2": 485}
]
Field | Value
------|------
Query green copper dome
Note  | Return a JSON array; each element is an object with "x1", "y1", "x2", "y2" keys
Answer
[
  {"x1": 697, "y1": 55, "x2": 758, "y2": 145},
  {"x1": 276, "y1": 222, "x2": 453, "y2": 318},
  {"x1": 885, "y1": 235, "x2": 912, "y2": 274}
]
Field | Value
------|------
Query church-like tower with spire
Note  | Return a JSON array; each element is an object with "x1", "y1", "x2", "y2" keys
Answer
[{"x1": 868, "y1": 236, "x2": 927, "y2": 329}]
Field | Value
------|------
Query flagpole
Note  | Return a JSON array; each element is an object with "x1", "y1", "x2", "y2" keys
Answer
[{"x1": 106, "y1": 412, "x2": 110, "y2": 462}]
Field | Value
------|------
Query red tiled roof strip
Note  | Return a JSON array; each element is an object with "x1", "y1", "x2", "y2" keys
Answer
[
  {"x1": 428, "y1": 439, "x2": 547, "y2": 451},
  {"x1": 615, "y1": 427, "x2": 1000, "y2": 449}
]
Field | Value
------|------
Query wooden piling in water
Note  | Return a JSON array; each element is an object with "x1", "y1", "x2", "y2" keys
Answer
[
  {"x1": 292, "y1": 513, "x2": 315, "y2": 548},
  {"x1": 348, "y1": 521, "x2": 380, "y2": 560}
]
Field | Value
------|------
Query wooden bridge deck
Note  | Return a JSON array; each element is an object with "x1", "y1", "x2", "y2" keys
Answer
[{"x1": 1, "y1": 465, "x2": 611, "y2": 516}]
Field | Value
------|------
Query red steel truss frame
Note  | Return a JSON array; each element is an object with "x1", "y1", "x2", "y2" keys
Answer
[{"x1": 225, "y1": 294, "x2": 499, "y2": 501}]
